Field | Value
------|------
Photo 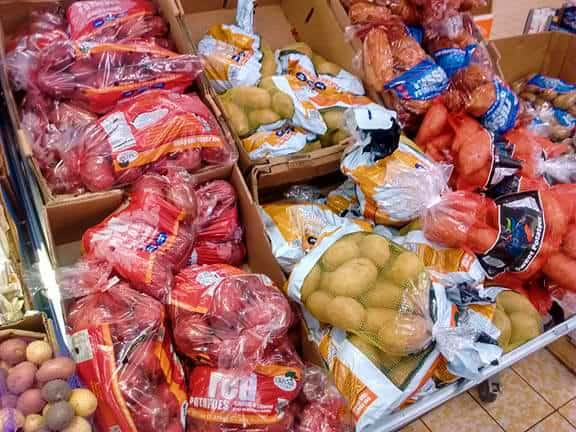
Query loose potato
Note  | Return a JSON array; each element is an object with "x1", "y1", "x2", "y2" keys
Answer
[
  {"x1": 0, "y1": 338, "x2": 27, "y2": 365},
  {"x1": 306, "y1": 291, "x2": 334, "y2": 323},
  {"x1": 261, "y1": 44, "x2": 277, "y2": 78},
  {"x1": 45, "y1": 401, "x2": 74, "y2": 431},
  {"x1": 348, "y1": 335, "x2": 384, "y2": 368},
  {"x1": 301, "y1": 265, "x2": 322, "y2": 302},
  {"x1": 17, "y1": 389, "x2": 46, "y2": 415},
  {"x1": 364, "y1": 308, "x2": 397, "y2": 333},
  {"x1": 68, "y1": 389, "x2": 98, "y2": 417},
  {"x1": 24, "y1": 414, "x2": 46, "y2": 432},
  {"x1": 42, "y1": 380, "x2": 72, "y2": 403},
  {"x1": 1, "y1": 394, "x2": 17, "y2": 409},
  {"x1": 359, "y1": 235, "x2": 391, "y2": 267},
  {"x1": 321, "y1": 238, "x2": 361, "y2": 271},
  {"x1": 62, "y1": 416, "x2": 92, "y2": 432},
  {"x1": 323, "y1": 258, "x2": 378, "y2": 297},
  {"x1": 492, "y1": 307, "x2": 512, "y2": 348},
  {"x1": 7, "y1": 362, "x2": 37, "y2": 394},
  {"x1": 377, "y1": 314, "x2": 430, "y2": 355},
  {"x1": 36, "y1": 357, "x2": 76, "y2": 385},
  {"x1": 228, "y1": 86, "x2": 272, "y2": 110},
  {"x1": 271, "y1": 92, "x2": 295, "y2": 119},
  {"x1": 321, "y1": 109, "x2": 346, "y2": 130},
  {"x1": 221, "y1": 101, "x2": 250, "y2": 137},
  {"x1": 363, "y1": 280, "x2": 404, "y2": 309},
  {"x1": 326, "y1": 297, "x2": 366, "y2": 330},
  {"x1": 26, "y1": 341, "x2": 53, "y2": 365},
  {"x1": 248, "y1": 109, "x2": 281, "y2": 129},
  {"x1": 0, "y1": 408, "x2": 25, "y2": 430},
  {"x1": 388, "y1": 252, "x2": 423, "y2": 285}
]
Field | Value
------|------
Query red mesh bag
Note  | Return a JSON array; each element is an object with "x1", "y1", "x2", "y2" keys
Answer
[
  {"x1": 189, "y1": 240, "x2": 246, "y2": 267},
  {"x1": 66, "y1": 278, "x2": 186, "y2": 432},
  {"x1": 185, "y1": 341, "x2": 303, "y2": 432},
  {"x1": 53, "y1": 90, "x2": 233, "y2": 193},
  {"x1": 35, "y1": 39, "x2": 202, "y2": 113},
  {"x1": 170, "y1": 264, "x2": 292, "y2": 368},
  {"x1": 82, "y1": 172, "x2": 198, "y2": 302},
  {"x1": 66, "y1": 0, "x2": 167, "y2": 42}
]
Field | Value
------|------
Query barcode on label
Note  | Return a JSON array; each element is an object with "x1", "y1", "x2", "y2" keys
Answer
[
  {"x1": 71, "y1": 329, "x2": 94, "y2": 363},
  {"x1": 101, "y1": 111, "x2": 136, "y2": 153}
]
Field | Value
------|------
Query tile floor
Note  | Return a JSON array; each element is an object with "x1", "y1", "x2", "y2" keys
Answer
[{"x1": 401, "y1": 346, "x2": 576, "y2": 432}]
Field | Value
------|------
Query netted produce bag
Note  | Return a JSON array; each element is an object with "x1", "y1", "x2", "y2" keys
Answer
[
  {"x1": 66, "y1": 0, "x2": 167, "y2": 42},
  {"x1": 197, "y1": 0, "x2": 263, "y2": 93},
  {"x1": 346, "y1": 7, "x2": 449, "y2": 131},
  {"x1": 186, "y1": 340, "x2": 303, "y2": 431},
  {"x1": 34, "y1": 39, "x2": 201, "y2": 114},
  {"x1": 341, "y1": 105, "x2": 442, "y2": 226},
  {"x1": 259, "y1": 201, "x2": 372, "y2": 273},
  {"x1": 81, "y1": 171, "x2": 198, "y2": 302},
  {"x1": 170, "y1": 264, "x2": 293, "y2": 369},
  {"x1": 61, "y1": 270, "x2": 187, "y2": 432},
  {"x1": 51, "y1": 90, "x2": 234, "y2": 193}
]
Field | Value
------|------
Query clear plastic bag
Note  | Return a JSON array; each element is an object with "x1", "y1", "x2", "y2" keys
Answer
[
  {"x1": 35, "y1": 39, "x2": 202, "y2": 114},
  {"x1": 52, "y1": 90, "x2": 234, "y2": 193},
  {"x1": 66, "y1": 0, "x2": 167, "y2": 42},
  {"x1": 81, "y1": 171, "x2": 198, "y2": 302},
  {"x1": 169, "y1": 264, "x2": 293, "y2": 369},
  {"x1": 64, "y1": 275, "x2": 187, "y2": 432}
]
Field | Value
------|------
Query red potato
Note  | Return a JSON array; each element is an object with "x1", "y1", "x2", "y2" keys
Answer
[
  {"x1": 0, "y1": 339, "x2": 27, "y2": 365},
  {"x1": 36, "y1": 357, "x2": 76, "y2": 385},
  {"x1": 416, "y1": 103, "x2": 450, "y2": 148},
  {"x1": 562, "y1": 225, "x2": 576, "y2": 259},
  {"x1": 543, "y1": 253, "x2": 576, "y2": 293}
]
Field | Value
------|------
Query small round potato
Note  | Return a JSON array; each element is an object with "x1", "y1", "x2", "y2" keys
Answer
[
  {"x1": 388, "y1": 252, "x2": 423, "y2": 285},
  {"x1": 306, "y1": 291, "x2": 334, "y2": 323},
  {"x1": 359, "y1": 235, "x2": 391, "y2": 267},
  {"x1": 68, "y1": 389, "x2": 98, "y2": 417},
  {"x1": 26, "y1": 341, "x2": 53, "y2": 366},
  {"x1": 324, "y1": 258, "x2": 378, "y2": 297},
  {"x1": 326, "y1": 297, "x2": 366, "y2": 331},
  {"x1": 362, "y1": 280, "x2": 405, "y2": 309},
  {"x1": 301, "y1": 265, "x2": 322, "y2": 302},
  {"x1": 321, "y1": 238, "x2": 361, "y2": 271}
]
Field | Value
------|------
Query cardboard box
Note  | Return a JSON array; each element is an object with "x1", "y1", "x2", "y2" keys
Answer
[
  {"x1": 176, "y1": 0, "x2": 368, "y2": 191},
  {"x1": 493, "y1": 32, "x2": 576, "y2": 85},
  {"x1": 0, "y1": 312, "x2": 60, "y2": 355},
  {"x1": 0, "y1": 0, "x2": 238, "y2": 262}
]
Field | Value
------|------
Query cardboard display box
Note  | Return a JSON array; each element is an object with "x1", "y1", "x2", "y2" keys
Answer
[
  {"x1": 0, "y1": 312, "x2": 60, "y2": 355},
  {"x1": 0, "y1": 0, "x2": 238, "y2": 261},
  {"x1": 493, "y1": 32, "x2": 576, "y2": 85},
  {"x1": 175, "y1": 0, "x2": 371, "y2": 192}
]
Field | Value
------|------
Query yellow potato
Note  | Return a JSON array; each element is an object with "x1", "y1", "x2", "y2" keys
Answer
[
  {"x1": 377, "y1": 314, "x2": 430, "y2": 355},
  {"x1": 324, "y1": 258, "x2": 378, "y2": 297},
  {"x1": 312, "y1": 54, "x2": 341, "y2": 76},
  {"x1": 321, "y1": 109, "x2": 346, "y2": 130},
  {"x1": 321, "y1": 238, "x2": 361, "y2": 271},
  {"x1": 331, "y1": 129, "x2": 349, "y2": 146},
  {"x1": 297, "y1": 140, "x2": 322, "y2": 154},
  {"x1": 362, "y1": 280, "x2": 404, "y2": 309},
  {"x1": 364, "y1": 308, "x2": 397, "y2": 333},
  {"x1": 320, "y1": 131, "x2": 336, "y2": 148},
  {"x1": 345, "y1": 232, "x2": 368, "y2": 244},
  {"x1": 359, "y1": 235, "x2": 391, "y2": 267},
  {"x1": 348, "y1": 334, "x2": 384, "y2": 368},
  {"x1": 326, "y1": 297, "x2": 366, "y2": 330},
  {"x1": 272, "y1": 92, "x2": 295, "y2": 119},
  {"x1": 496, "y1": 291, "x2": 540, "y2": 321},
  {"x1": 229, "y1": 86, "x2": 272, "y2": 110},
  {"x1": 221, "y1": 101, "x2": 250, "y2": 137},
  {"x1": 492, "y1": 307, "x2": 512, "y2": 349},
  {"x1": 259, "y1": 76, "x2": 277, "y2": 92},
  {"x1": 248, "y1": 109, "x2": 281, "y2": 129},
  {"x1": 306, "y1": 290, "x2": 334, "y2": 323},
  {"x1": 379, "y1": 351, "x2": 403, "y2": 370},
  {"x1": 282, "y1": 42, "x2": 313, "y2": 57},
  {"x1": 261, "y1": 44, "x2": 277, "y2": 78},
  {"x1": 506, "y1": 312, "x2": 542, "y2": 352},
  {"x1": 388, "y1": 252, "x2": 423, "y2": 285},
  {"x1": 301, "y1": 265, "x2": 322, "y2": 302},
  {"x1": 387, "y1": 356, "x2": 421, "y2": 386}
]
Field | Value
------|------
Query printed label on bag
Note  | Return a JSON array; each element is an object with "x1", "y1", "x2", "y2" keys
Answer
[
  {"x1": 433, "y1": 44, "x2": 477, "y2": 78},
  {"x1": 528, "y1": 74, "x2": 576, "y2": 93},
  {"x1": 477, "y1": 191, "x2": 545, "y2": 277},
  {"x1": 407, "y1": 26, "x2": 424, "y2": 44},
  {"x1": 384, "y1": 58, "x2": 448, "y2": 101},
  {"x1": 484, "y1": 134, "x2": 522, "y2": 188},
  {"x1": 554, "y1": 108, "x2": 576, "y2": 128},
  {"x1": 480, "y1": 79, "x2": 520, "y2": 134}
]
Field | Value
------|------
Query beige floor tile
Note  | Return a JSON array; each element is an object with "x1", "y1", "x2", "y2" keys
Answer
[
  {"x1": 470, "y1": 369, "x2": 554, "y2": 432},
  {"x1": 400, "y1": 420, "x2": 430, "y2": 432},
  {"x1": 513, "y1": 349, "x2": 576, "y2": 408},
  {"x1": 422, "y1": 393, "x2": 503, "y2": 432},
  {"x1": 560, "y1": 399, "x2": 576, "y2": 428},
  {"x1": 530, "y1": 413, "x2": 576, "y2": 432}
]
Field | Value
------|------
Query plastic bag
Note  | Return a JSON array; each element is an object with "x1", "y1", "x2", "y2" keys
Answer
[
  {"x1": 326, "y1": 180, "x2": 363, "y2": 218},
  {"x1": 170, "y1": 264, "x2": 292, "y2": 368},
  {"x1": 259, "y1": 201, "x2": 372, "y2": 273},
  {"x1": 35, "y1": 39, "x2": 202, "y2": 113},
  {"x1": 66, "y1": 0, "x2": 167, "y2": 42},
  {"x1": 347, "y1": 11, "x2": 448, "y2": 131},
  {"x1": 82, "y1": 172, "x2": 198, "y2": 302},
  {"x1": 66, "y1": 277, "x2": 187, "y2": 432},
  {"x1": 242, "y1": 126, "x2": 317, "y2": 159},
  {"x1": 197, "y1": 0, "x2": 263, "y2": 93},
  {"x1": 53, "y1": 90, "x2": 233, "y2": 193},
  {"x1": 185, "y1": 340, "x2": 303, "y2": 431}
]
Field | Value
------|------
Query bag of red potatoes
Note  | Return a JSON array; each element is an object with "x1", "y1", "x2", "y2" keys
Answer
[{"x1": 60, "y1": 264, "x2": 187, "y2": 432}]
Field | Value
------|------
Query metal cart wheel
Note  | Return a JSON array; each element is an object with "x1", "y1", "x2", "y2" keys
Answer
[{"x1": 478, "y1": 373, "x2": 501, "y2": 403}]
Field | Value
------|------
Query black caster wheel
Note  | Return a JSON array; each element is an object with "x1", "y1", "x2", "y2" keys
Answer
[{"x1": 478, "y1": 374, "x2": 501, "y2": 403}]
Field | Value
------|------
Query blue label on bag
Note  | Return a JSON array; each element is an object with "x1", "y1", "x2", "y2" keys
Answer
[
  {"x1": 407, "y1": 26, "x2": 424, "y2": 44},
  {"x1": 384, "y1": 58, "x2": 448, "y2": 101},
  {"x1": 480, "y1": 79, "x2": 520, "y2": 134},
  {"x1": 527, "y1": 74, "x2": 576, "y2": 93},
  {"x1": 554, "y1": 108, "x2": 576, "y2": 128},
  {"x1": 433, "y1": 44, "x2": 477, "y2": 78}
]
